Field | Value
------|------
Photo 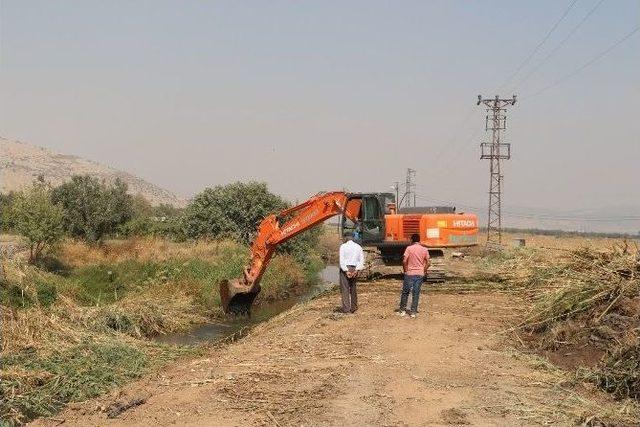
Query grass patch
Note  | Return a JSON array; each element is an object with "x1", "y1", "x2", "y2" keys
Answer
[
  {"x1": 35, "y1": 281, "x2": 57, "y2": 307},
  {"x1": 0, "y1": 340, "x2": 191, "y2": 425},
  {"x1": 1, "y1": 283, "x2": 34, "y2": 309}
]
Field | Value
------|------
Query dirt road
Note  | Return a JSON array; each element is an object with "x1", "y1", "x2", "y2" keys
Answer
[{"x1": 33, "y1": 278, "x2": 626, "y2": 426}]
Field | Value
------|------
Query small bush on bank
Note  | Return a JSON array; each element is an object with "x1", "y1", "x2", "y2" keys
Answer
[
  {"x1": 35, "y1": 281, "x2": 57, "y2": 307},
  {"x1": 119, "y1": 196, "x2": 185, "y2": 240},
  {"x1": 9, "y1": 182, "x2": 64, "y2": 264}
]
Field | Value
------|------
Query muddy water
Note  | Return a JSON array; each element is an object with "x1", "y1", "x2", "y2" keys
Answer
[{"x1": 154, "y1": 265, "x2": 340, "y2": 346}]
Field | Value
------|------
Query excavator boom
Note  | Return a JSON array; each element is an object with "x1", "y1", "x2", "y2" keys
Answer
[{"x1": 220, "y1": 191, "x2": 357, "y2": 314}]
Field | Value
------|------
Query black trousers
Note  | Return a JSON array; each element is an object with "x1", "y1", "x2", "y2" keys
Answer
[{"x1": 339, "y1": 269, "x2": 358, "y2": 313}]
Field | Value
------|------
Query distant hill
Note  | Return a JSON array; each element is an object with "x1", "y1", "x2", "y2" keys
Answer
[{"x1": 0, "y1": 138, "x2": 187, "y2": 207}]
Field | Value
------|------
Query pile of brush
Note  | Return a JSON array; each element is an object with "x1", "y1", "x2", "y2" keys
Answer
[
  {"x1": 522, "y1": 246, "x2": 639, "y2": 335},
  {"x1": 517, "y1": 244, "x2": 640, "y2": 400},
  {"x1": 592, "y1": 340, "x2": 640, "y2": 400}
]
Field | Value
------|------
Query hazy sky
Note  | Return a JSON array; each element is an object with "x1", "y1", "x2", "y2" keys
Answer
[{"x1": 1, "y1": 1, "x2": 639, "y2": 230}]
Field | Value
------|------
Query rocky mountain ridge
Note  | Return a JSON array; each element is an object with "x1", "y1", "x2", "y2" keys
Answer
[{"x1": 0, "y1": 138, "x2": 187, "y2": 207}]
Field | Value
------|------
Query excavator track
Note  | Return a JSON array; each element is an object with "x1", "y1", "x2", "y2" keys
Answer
[{"x1": 425, "y1": 257, "x2": 446, "y2": 283}]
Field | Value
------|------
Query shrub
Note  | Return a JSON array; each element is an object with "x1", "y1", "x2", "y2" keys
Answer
[
  {"x1": 10, "y1": 182, "x2": 64, "y2": 263},
  {"x1": 52, "y1": 175, "x2": 133, "y2": 243},
  {"x1": 0, "y1": 191, "x2": 17, "y2": 232},
  {"x1": 120, "y1": 215, "x2": 155, "y2": 237},
  {"x1": 120, "y1": 214, "x2": 185, "y2": 239},
  {"x1": 121, "y1": 195, "x2": 184, "y2": 239}
]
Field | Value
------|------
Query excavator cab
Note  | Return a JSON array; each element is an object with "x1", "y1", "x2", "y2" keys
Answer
[{"x1": 339, "y1": 193, "x2": 392, "y2": 244}]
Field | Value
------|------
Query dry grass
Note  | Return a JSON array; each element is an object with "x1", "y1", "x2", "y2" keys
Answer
[
  {"x1": 471, "y1": 241, "x2": 640, "y2": 402},
  {"x1": 2, "y1": 238, "x2": 318, "y2": 353},
  {"x1": 586, "y1": 339, "x2": 640, "y2": 400},
  {"x1": 59, "y1": 237, "x2": 240, "y2": 267},
  {"x1": 519, "y1": 246, "x2": 639, "y2": 340},
  {"x1": 491, "y1": 231, "x2": 638, "y2": 252},
  {"x1": 1, "y1": 236, "x2": 324, "y2": 425}
]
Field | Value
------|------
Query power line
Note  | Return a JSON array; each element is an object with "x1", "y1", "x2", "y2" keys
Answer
[
  {"x1": 425, "y1": 127, "x2": 483, "y2": 181},
  {"x1": 422, "y1": 105, "x2": 486, "y2": 183},
  {"x1": 524, "y1": 25, "x2": 640, "y2": 99},
  {"x1": 422, "y1": 106, "x2": 479, "y2": 183},
  {"x1": 499, "y1": 212, "x2": 640, "y2": 221},
  {"x1": 498, "y1": 0, "x2": 580, "y2": 91},
  {"x1": 510, "y1": 0, "x2": 606, "y2": 92}
]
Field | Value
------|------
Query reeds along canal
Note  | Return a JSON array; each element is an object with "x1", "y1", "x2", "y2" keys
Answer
[{"x1": 154, "y1": 265, "x2": 340, "y2": 346}]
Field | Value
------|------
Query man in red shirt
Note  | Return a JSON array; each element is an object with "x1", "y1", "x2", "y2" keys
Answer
[{"x1": 397, "y1": 233, "x2": 430, "y2": 318}]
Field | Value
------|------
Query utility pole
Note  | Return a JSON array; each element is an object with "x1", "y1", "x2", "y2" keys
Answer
[
  {"x1": 392, "y1": 181, "x2": 400, "y2": 207},
  {"x1": 404, "y1": 168, "x2": 416, "y2": 208},
  {"x1": 477, "y1": 94, "x2": 517, "y2": 248}
]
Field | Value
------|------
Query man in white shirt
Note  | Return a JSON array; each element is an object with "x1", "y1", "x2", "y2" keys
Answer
[{"x1": 338, "y1": 232, "x2": 365, "y2": 313}]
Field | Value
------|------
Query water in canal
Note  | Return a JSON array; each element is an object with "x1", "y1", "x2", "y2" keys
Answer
[{"x1": 154, "y1": 265, "x2": 340, "y2": 346}]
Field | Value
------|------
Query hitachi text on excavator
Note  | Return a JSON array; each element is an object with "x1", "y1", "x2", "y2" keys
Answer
[{"x1": 219, "y1": 191, "x2": 478, "y2": 314}]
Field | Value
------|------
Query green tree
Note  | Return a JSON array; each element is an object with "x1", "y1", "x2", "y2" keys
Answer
[
  {"x1": 182, "y1": 182, "x2": 319, "y2": 258},
  {"x1": 0, "y1": 191, "x2": 17, "y2": 232},
  {"x1": 118, "y1": 194, "x2": 154, "y2": 237},
  {"x1": 11, "y1": 183, "x2": 64, "y2": 263},
  {"x1": 130, "y1": 193, "x2": 154, "y2": 218},
  {"x1": 153, "y1": 203, "x2": 182, "y2": 219},
  {"x1": 120, "y1": 195, "x2": 185, "y2": 238},
  {"x1": 52, "y1": 175, "x2": 133, "y2": 243},
  {"x1": 183, "y1": 182, "x2": 288, "y2": 243}
]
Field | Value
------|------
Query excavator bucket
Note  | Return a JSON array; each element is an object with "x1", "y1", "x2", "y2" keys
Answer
[{"x1": 219, "y1": 279, "x2": 260, "y2": 315}]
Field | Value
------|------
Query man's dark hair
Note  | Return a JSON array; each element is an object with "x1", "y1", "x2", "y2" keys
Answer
[{"x1": 411, "y1": 233, "x2": 420, "y2": 243}]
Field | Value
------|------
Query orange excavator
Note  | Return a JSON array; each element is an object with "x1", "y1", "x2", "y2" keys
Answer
[{"x1": 220, "y1": 191, "x2": 478, "y2": 314}]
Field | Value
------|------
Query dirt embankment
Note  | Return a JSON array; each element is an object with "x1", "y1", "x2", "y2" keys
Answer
[{"x1": 32, "y1": 277, "x2": 637, "y2": 426}]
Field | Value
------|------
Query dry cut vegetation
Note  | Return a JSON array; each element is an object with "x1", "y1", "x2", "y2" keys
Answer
[{"x1": 473, "y1": 240, "x2": 640, "y2": 403}]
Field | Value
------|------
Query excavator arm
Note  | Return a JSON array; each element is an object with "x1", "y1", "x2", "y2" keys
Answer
[{"x1": 220, "y1": 191, "x2": 360, "y2": 314}]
